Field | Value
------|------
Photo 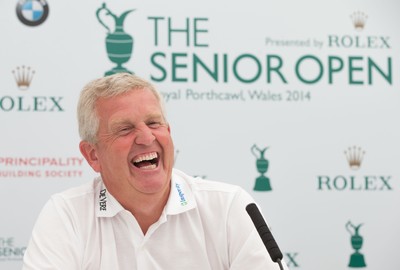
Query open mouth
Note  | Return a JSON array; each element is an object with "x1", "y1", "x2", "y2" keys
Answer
[{"x1": 132, "y1": 152, "x2": 159, "y2": 169}]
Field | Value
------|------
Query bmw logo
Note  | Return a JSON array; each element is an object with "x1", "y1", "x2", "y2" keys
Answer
[{"x1": 16, "y1": 0, "x2": 49, "y2": 27}]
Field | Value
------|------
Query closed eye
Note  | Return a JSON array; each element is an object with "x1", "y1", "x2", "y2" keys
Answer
[
  {"x1": 117, "y1": 126, "x2": 134, "y2": 135},
  {"x1": 147, "y1": 122, "x2": 162, "y2": 129}
]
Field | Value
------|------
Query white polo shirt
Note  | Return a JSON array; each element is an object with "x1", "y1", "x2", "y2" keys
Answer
[{"x1": 23, "y1": 169, "x2": 283, "y2": 270}]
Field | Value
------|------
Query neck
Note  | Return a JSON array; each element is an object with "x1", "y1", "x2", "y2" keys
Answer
[{"x1": 122, "y1": 186, "x2": 170, "y2": 234}]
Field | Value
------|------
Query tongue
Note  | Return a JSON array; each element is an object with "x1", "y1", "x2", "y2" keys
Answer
[{"x1": 135, "y1": 161, "x2": 153, "y2": 168}]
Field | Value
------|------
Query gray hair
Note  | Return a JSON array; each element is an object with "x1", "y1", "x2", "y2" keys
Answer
[{"x1": 77, "y1": 73, "x2": 166, "y2": 144}]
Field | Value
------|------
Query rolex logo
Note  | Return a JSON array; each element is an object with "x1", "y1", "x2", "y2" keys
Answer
[
  {"x1": 350, "y1": 11, "x2": 368, "y2": 31},
  {"x1": 344, "y1": 146, "x2": 365, "y2": 170},
  {"x1": 318, "y1": 147, "x2": 392, "y2": 191},
  {"x1": 12, "y1": 66, "x2": 35, "y2": 90}
]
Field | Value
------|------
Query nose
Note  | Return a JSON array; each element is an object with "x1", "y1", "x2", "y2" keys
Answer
[{"x1": 134, "y1": 123, "x2": 156, "y2": 145}]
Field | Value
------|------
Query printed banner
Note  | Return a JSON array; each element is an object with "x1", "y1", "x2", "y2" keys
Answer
[{"x1": 1, "y1": 0, "x2": 399, "y2": 269}]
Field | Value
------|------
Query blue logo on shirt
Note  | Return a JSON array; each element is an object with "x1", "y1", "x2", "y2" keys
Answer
[{"x1": 175, "y1": 183, "x2": 187, "y2": 206}]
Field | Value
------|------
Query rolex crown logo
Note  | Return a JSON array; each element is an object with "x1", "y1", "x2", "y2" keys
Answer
[
  {"x1": 350, "y1": 11, "x2": 368, "y2": 31},
  {"x1": 344, "y1": 146, "x2": 365, "y2": 170},
  {"x1": 12, "y1": 66, "x2": 35, "y2": 90}
]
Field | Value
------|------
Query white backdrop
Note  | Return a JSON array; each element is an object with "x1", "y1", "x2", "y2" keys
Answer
[{"x1": 1, "y1": 0, "x2": 399, "y2": 269}]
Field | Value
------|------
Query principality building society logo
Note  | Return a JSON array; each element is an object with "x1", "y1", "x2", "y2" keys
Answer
[{"x1": 16, "y1": 0, "x2": 49, "y2": 27}]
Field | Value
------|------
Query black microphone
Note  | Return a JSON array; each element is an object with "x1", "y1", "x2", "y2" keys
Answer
[{"x1": 246, "y1": 203, "x2": 284, "y2": 269}]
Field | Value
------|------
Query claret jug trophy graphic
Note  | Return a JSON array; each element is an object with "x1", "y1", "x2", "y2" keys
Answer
[
  {"x1": 251, "y1": 144, "x2": 272, "y2": 191},
  {"x1": 346, "y1": 221, "x2": 367, "y2": 268},
  {"x1": 96, "y1": 3, "x2": 135, "y2": 76}
]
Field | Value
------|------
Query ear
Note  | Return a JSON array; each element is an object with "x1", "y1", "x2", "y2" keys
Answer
[{"x1": 79, "y1": 141, "x2": 101, "y2": 172}]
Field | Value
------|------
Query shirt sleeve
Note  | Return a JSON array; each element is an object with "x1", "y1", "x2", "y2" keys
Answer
[
  {"x1": 226, "y1": 188, "x2": 289, "y2": 270},
  {"x1": 22, "y1": 195, "x2": 82, "y2": 270}
]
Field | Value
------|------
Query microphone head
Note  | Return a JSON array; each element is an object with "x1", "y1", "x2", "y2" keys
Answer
[{"x1": 246, "y1": 203, "x2": 283, "y2": 263}]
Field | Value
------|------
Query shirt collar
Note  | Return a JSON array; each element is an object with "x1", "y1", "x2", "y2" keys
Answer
[
  {"x1": 95, "y1": 177, "x2": 125, "y2": 217},
  {"x1": 165, "y1": 170, "x2": 197, "y2": 215},
  {"x1": 95, "y1": 170, "x2": 197, "y2": 218}
]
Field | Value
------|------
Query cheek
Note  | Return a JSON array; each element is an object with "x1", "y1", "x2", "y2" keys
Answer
[
  {"x1": 110, "y1": 135, "x2": 135, "y2": 149},
  {"x1": 162, "y1": 136, "x2": 175, "y2": 160},
  {"x1": 153, "y1": 132, "x2": 173, "y2": 154},
  {"x1": 157, "y1": 131, "x2": 173, "y2": 146},
  {"x1": 99, "y1": 139, "x2": 132, "y2": 160}
]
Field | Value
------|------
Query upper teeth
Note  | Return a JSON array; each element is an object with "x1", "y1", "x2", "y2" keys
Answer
[{"x1": 133, "y1": 152, "x2": 157, "y2": 163}]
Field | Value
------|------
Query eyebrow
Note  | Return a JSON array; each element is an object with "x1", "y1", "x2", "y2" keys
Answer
[
  {"x1": 108, "y1": 113, "x2": 165, "y2": 129},
  {"x1": 109, "y1": 119, "x2": 132, "y2": 129}
]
